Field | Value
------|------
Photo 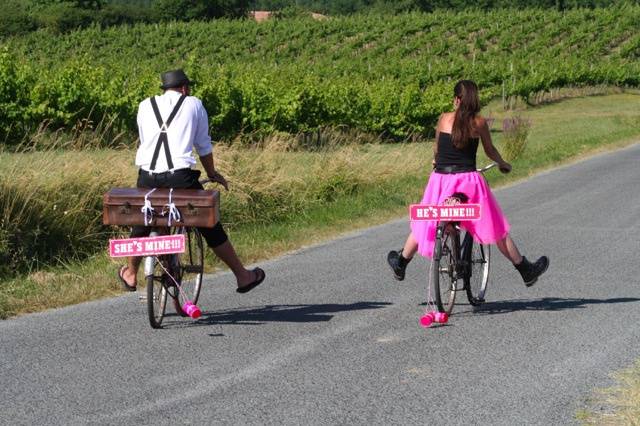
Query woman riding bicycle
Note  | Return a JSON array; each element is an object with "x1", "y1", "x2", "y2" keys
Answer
[{"x1": 387, "y1": 80, "x2": 549, "y2": 286}]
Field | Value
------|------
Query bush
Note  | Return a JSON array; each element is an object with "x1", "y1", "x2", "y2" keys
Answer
[
  {"x1": 501, "y1": 116, "x2": 531, "y2": 161},
  {"x1": 0, "y1": 49, "x2": 33, "y2": 144}
]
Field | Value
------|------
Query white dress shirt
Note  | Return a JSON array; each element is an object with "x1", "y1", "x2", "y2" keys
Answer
[{"x1": 135, "y1": 91, "x2": 213, "y2": 173}]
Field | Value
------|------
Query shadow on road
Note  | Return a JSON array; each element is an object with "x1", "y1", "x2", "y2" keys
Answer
[
  {"x1": 166, "y1": 301, "x2": 392, "y2": 328},
  {"x1": 453, "y1": 297, "x2": 640, "y2": 316}
]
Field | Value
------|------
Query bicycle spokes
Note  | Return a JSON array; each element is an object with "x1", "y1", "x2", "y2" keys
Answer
[
  {"x1": 424, "y1": 224, "x2": 458, "y2": 326},
  {"x1": 155, "y1": 256, "x2": 201, "y2": 319},
  {"x1": 463, "y1": 233, "x2": 491, "y2": 306}
]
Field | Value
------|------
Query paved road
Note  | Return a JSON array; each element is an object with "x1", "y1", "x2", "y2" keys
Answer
[{"x1": 2, "y1": 144, "x2": 640, "y2": 425}]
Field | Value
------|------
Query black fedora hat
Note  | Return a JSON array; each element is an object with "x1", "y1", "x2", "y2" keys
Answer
[{"x1": 160, "y1": 69, "x2": 194, "y2": 90}]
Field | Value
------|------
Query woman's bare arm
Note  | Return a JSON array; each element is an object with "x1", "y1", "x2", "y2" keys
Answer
[
  {"x1": 477, "y1": 117, "x2": 511, "y2": 173},
  {"x1": 432, "y1": 114, "x2": 443, "y2": 168}
]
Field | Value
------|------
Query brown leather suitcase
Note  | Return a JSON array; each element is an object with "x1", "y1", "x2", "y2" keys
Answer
[{"x1": 103, "y1": 188, "x2": 220, "y2": 227}]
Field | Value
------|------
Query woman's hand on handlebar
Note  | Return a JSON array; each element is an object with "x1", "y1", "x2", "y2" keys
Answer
[{"x1": 498, "y1": 161, "x2": 512, "y2": 174}]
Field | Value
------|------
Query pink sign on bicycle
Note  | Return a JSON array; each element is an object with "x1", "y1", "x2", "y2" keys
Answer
[
  {"x1": 410, "y1": 204, "x2": 481, "y2": 221},
  {"x1": 109, "y1": 234, "x2": 185, "y2": 258}
]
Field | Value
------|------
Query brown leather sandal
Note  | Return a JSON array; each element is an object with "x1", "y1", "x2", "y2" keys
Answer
[
  {"x1": 236, "y1": 268, "x2": 266, "y2": 294},
  {"x1": 117, "y1": 265, "x2": 137, "y2": 292}
]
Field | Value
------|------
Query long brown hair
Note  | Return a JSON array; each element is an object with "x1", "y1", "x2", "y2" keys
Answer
[{"x1": 451, "y1": 80, "x2": 480, "y2": 149}]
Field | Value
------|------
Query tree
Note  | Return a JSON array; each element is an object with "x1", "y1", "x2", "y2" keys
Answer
[
  {"x1": 30, "y1": 0, "x2": 106, "y2": 9},
  {"x1": 154, "y1": 0, "x2": 249, "y2": 20},
  {"x1": 0, "y1": 1, "x2": 36, "y2": 37}
]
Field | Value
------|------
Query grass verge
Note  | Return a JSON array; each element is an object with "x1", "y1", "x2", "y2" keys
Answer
[
  {"x1": 1, "y1": 92, "x2": 640, "y2": 319},
  {"x1": 577, "y1": 359, "x2": 640, "y2": 425}
]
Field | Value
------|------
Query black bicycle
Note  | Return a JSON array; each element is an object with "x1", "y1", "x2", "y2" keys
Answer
[
  {"x1": 144, "y1": 225, "x2": 204, "y2": 329},
  {"x1": 143, "y1": 178, "x2": 219, "y2": 329},
  {"x1": 431, "y1": 164, "x2": 495, "y2": 314}
]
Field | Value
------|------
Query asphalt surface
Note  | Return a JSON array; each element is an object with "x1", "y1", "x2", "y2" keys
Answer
[{"x1": 2, "y1": 144, "x2": 640, "y2": 425}]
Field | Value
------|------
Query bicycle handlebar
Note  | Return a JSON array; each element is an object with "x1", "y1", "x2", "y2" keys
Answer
[
  {"x1": 477, "y1": 163, "x2": 497, "y2": 173},
  {"x1": 478, "y1": 162, "x2": 511, "y2": 174}
]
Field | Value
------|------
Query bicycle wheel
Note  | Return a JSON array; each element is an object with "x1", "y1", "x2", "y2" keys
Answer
[
  {"x1": 462, "y1": 232, "x2": 491, "y2": 306},
  {"x1": 171, "y1": 226, "x2": 204, "y2": 316},
  {"x1": 431, "y1": 223, "x2": 459, "y2": 314},
  {"x1": 146, "y1": 255, "x2": 168, "y2": 329}
]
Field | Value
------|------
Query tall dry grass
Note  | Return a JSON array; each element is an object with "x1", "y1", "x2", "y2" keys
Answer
[
  {"x1": 0, "y1": 137, "x2": 429, "y2": 278},
  {"x1": 501, "y1": 115, "x2": 532, "y2": 162},
  {"x1": 0, "y1": 149, "x2": 130, "y2": 276}
]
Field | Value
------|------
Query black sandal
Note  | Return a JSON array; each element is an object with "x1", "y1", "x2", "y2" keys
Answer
[
  {"x1": 236, "y1": 268, "x2": 266, "y2": 294},
  {"x1": 117, "y1": 266, "x2": 137, "y2": 292}
]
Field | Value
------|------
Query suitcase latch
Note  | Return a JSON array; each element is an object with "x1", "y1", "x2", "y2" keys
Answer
[
  {"x1": 187, "y1": 203, "x2": 198, "y2": 215},
  {"x1": 119, "y1": 202, "x2": 131, "y2": 214}
]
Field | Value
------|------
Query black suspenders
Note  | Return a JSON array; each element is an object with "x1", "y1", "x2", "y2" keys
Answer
[{"x1": 148, "y1": 94, "x2": 187, "y2": 172}]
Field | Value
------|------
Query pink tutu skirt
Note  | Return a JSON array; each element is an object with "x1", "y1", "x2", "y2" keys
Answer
[{"x1": 410, "y1": 171, "x2": 510, "y2": 258}]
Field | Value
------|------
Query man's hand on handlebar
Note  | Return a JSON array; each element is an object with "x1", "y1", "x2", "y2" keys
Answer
[{"x1": 207, "y1": 171, "x2": 229, "y2": 191}]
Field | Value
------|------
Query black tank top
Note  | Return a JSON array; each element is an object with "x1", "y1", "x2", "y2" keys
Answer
[{"x1": 435, "y1": 132, "x2": 479, "y2": 168}]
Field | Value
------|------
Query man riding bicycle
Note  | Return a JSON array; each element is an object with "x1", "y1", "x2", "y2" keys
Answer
[{"x1": 118, "y1": 69, "x2": 265, "y2": 294}]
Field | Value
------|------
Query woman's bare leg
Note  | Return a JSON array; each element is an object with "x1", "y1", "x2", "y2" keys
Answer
[
  {"x1": 387, "y1": 232, "x2": 419, "y2": 281},
  {"x1": 495, "y1": 234, "x2": 523, "y2": 264},
  {"x1": 402, "y1": 233, "x2": 419, "y2": 259},
  {"x1": 498, "y1": 233, "x2": 549, "y2": 285}
]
